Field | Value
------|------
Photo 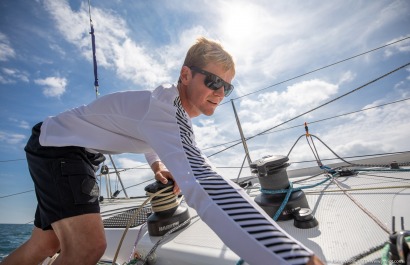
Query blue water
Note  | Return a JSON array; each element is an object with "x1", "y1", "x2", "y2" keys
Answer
[{"x1": 0, "y1": 224, "x2": 33, "y2": 261}]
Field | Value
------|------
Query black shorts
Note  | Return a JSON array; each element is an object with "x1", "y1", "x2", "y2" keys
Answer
[{"x1": 25, "y1": 122, "x2": 106, "y2": 230}]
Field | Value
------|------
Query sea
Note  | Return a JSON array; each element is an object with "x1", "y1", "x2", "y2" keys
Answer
[{"x1": 0, "y1": 223, "x2": 33, "y2": 261}]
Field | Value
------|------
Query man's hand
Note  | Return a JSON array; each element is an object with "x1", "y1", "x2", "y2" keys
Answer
[
  {"x1": 307, "y1": 255, "x2": 324, "y2": 265},
  {"x1": 151, "y1": 161, "x2": 180, "y2": 194}
]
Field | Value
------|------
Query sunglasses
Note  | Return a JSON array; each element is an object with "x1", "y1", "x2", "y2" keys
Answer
[{"x1": 190, "y1": 66, "x2": 234, "y2": 97}]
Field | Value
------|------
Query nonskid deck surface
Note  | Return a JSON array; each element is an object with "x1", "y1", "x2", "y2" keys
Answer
[{"x1": 100, "y1": 165, "x2": 410, "y2": 265}]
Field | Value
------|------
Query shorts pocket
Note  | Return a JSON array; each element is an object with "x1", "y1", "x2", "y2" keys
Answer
[{"x1": 61, "y1": 160, "x2": 99, "y2": 204}]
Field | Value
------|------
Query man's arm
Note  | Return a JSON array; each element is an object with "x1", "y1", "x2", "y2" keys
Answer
[{"x1": 139, "y1": 95, "x2": 321, "y2": 264}]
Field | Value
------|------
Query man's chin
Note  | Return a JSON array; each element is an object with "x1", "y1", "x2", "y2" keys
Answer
[{"x1": 202, "y1": 109, "x2": 216, "y2": 116}]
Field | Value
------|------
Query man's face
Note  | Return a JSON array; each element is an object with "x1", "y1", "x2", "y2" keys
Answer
[{"x1": 182, "y1": 63, "x2": 234, "y2": 117}]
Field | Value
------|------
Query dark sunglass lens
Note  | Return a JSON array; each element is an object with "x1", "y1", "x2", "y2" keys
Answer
[
  {"x1": 224, "y1": 84, "x2": 233, "y2": 96},
  {"x1": 204, "y1": 76, "x2": 215, "y2": 89},
  {"x1": 204, "y1": 75, "x2": 220, "y2": 90},
  {"x1": 212, "y1": 77, "x2": 225, "y2": 89}
]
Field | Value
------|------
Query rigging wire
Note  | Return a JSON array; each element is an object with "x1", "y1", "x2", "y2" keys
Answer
[
  {"x1": 208, "y1": 61, "x2": 410, "y2": 158},
  {"x1": 290, "y1": 151, "x2": 410, "y2": 165},
  {"x1": 201, "y1": 96, "x2": 410, "y2": 151},
  {"x1": 221, "y1": 36, "x2": 410, "y2": 105},
  {"x1": 0, "y1": 158, "x2": 26, "y2": 163},
  {"x1": 259, "y1": 97, "x2": 410, "y2": 137},
  {"x1": 0, "y1": 190, "x2": 34, "y2": 199},
  {"x1": 263, "y1": 131, "x2": 401, "y2": 237}
]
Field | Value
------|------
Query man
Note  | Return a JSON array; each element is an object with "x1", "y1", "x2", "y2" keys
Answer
[{"x1": 1, "y1": 37, "x2": 323, "y2": 265}]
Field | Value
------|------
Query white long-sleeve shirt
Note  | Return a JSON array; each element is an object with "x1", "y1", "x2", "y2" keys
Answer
[{"x1": 39, "y1": 84, "x2": 313, "y2": 264}]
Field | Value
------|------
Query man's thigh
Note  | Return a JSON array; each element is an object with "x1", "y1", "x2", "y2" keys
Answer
[{"x1": 51, "y1": 213, "x2": 106, "y2": 249}]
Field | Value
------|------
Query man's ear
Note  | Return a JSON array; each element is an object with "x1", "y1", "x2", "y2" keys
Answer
[{"x1": 179, "y1": 66, "x2": 191, "y2": 85}]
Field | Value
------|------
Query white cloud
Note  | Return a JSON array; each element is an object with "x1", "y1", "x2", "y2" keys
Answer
[
  {"x1": 384, "y1": 35, "x2": 410, "y2": 58},
  {"x1": 8, "y1": 118, "x2": 31, "y2": 130},
  {"x1": 42, "y1": 0, "x2": 185, "y2": 88},
  {"x1": 238, "y1": 79, "x2": 338, "y2": 135},
  {"x1": 34, "y1": 76, "x2": 68, "y2": 98},
  {"x1": 283, "y1": 94, "x2": 410, "y2": 167},
  {"x1": 193, "y1": 119, "x2": 231, "y2": 149},
  {"x1": 116, "y1": 157, "x2": 146, "y2": 169},
  {"x1": 1, "y1": 68, "x2": 29, "y2": 83},
  {"x1": 326, "y1": 99, "x2": 410, "y2": 155},
  {"x1": 103, "y1": 156, "x2": 154, "y2": 194},
  {"x1": 0, "y1": 32, "x2": 15, "y2": 61},
  {"x1": 18, "y1": 121, "x2": 30, "y2": 130},
  {"x1": 338, "y1": 71, "x2": 356, "y2": 85},
  {"x1": 0, "y1": 75, "x2": 14, "y2": 84},
  {"x1": 49, "y1": 43, "x2": 66, "y2": 57},
  {"x1": 0, "y1": 131, "x2": 26, "y2": 145},
  {"x1": 207, "y1": 0, "x2": 410, "y2": 100}
]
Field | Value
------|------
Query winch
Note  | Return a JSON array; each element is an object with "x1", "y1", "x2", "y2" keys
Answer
[
  {"x1": 144, "y1": 180, "x2": 190, "y2": 236},
  {"x1": 251, "y1": 155, "x2": 318, "y2": 228}
]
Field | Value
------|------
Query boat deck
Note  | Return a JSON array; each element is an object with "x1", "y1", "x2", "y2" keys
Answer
[{"x1": 99, "y1": 161, "x2": 410, "y2": 265}]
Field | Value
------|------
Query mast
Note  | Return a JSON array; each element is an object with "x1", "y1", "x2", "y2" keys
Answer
[
  {"x1": 231, "y1": 99, "x2": 252, "y2": 166},
  {"x1": 88, "y1": 0, "x2": 128, "y2": 198}
]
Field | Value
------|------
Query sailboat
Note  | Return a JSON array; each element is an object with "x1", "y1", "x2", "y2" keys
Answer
[
  {"x1": 62, "y1": 23, "x2": 410, "y2": 262},
  {"x1": 2, "y1": 1, "x2": 408, "y2": 264},
  {"x1": 38, "y1": 6, "x2": 409, "y2": 264}
]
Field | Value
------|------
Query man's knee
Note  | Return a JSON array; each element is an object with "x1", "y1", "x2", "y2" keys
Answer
[
  {"x1": 91, "y1": 237, "x2": 107, "y2": 256},
  {"x1": 37, "y1": 239, "x2": 60, "y2": 258},
  {"x1": 78, "y1": 237, "x2": 107, "y2": 263},
  {"x1": 51, "y1": 214, "x2": 106, "y2": 262},
  {"x1": 30, "y1": 227, "x2": 60, "y2": 257}
]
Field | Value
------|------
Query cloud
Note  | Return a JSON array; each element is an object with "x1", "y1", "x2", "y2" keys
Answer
[
  {"x1": 0, "y1": 68, "x2": 30, "y2": 84},
  {"x1": 210, "y1": 1, "x2": 410, "y2": 99},
  {"x1": 325, "y1": 98, "x2": 410, "y2": 155},
  {"x1": 238, "y1": 79, "x2": 338, "y2": 135},
  {"x1": 0, "y1": 75, "x2": 13, "y2": 84},
  {"x1": 0, "y1": 32, "x2": 15, "y2": 61},
  {"x1": 8, "y1": 118, "x2": 31, "y2": 130},
  {"x1": 42, "y1": 0, "x2": 184, "y2": 88},
  {"x1": 18, "y1": 121, "x2": 30, "y2": 130},
  {"x1": 338, "y1": 71, "x2": 356, "y2": 85},
  {"x1": 0, "y1": 131, "x2": 26, "y2": 145},
  {"x1": 34, "y1": 76, "x2": 68, "y2": 98},
  {"x1": 102, "y1": 156, "x2": 154, "y2": 194},
  {"x1": 193, "y1": 118, "x2": 231, "y2": 149},
  {"x1": 116, "y1": 157, "x2": 146, "y2": 169},
  {"x1": 384, "y1": 35, "x2": 410, "y2": 58},
  {"x1": 49, "y1": 43, "x2": 66, "y2": 57}
]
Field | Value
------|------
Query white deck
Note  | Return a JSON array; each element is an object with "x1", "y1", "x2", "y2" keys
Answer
[{"x1": 99, "y1": 157, "x2": 410, "y2": 265}]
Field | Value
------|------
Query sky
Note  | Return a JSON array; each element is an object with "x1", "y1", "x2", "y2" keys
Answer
[{"x1": 0, "y1": 0, "x2": 409, "y2": 224}]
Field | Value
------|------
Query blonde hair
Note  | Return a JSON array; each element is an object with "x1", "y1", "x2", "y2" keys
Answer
[{"x1": 183, "y1": 37, "x2": 235, "y2": 75}]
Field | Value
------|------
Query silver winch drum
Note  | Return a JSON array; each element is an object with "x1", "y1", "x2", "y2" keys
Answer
[{"x1": 251, "y1": 155, "x2": 316, "y2": 226}]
